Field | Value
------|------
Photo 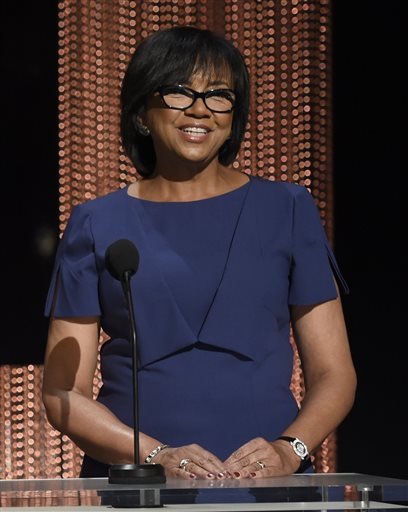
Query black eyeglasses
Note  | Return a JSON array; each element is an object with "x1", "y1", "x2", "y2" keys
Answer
[{"x1": 157, "y1": 85, "x2": 236, "y2": 113}]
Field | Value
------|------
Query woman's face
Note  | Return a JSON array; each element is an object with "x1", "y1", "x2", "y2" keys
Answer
[{"x1": 142, "y1": 71, "x2": 234, "y2": 174}]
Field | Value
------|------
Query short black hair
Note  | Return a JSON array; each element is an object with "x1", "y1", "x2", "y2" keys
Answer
[{"x1": 120, "y1": 26, "x2": 250, "y2": 176}]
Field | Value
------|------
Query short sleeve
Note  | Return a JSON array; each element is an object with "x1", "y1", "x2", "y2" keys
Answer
[
  {"x1": 288, "y1": 186, "x2": 349, "y2": 305},
  {"x1": 44, "y1": 205, "x2": 101, "y2": 317}
]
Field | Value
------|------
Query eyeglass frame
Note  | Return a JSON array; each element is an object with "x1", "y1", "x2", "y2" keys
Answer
[{"x1": 156, "y1": 84, "x2": 236, "y2": 113}]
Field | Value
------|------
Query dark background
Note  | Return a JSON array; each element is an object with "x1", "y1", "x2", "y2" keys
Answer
[
  {"x1": 332, "y1": 1, "x2": 406, "y2": 479},
  {"x1": 1, "y1": 2, "x2": 406, "y2": 479}
]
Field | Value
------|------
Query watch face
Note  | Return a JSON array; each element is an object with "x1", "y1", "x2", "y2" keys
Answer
[{"x1": 293, "y1": 440, "x2": 308, "y2": 458}]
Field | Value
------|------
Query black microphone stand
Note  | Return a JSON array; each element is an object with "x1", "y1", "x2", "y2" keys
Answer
[{"x1": 108, "y1": 270, "x2": 166, "y2": 487}]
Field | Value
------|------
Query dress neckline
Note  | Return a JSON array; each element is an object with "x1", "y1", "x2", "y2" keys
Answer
[{"x1": 125, "y1": 175, "x2": 252, "y2": 205}]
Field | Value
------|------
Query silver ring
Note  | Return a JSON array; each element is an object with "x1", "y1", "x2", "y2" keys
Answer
[
  {"x1": 255, "y1": 460, "x2": 266, "y2": 470},
  {"x1": 179, "y1": 458, "x2": 191, "y2": 470}
]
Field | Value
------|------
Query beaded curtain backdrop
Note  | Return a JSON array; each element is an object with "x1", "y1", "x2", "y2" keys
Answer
[{"x1": 0, "y1": 0, "x2": 335, "y2": 479}]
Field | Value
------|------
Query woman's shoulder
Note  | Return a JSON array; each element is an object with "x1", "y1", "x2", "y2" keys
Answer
[{"x1": 63, "y1": 187, "x2": 132, "y2": 235}]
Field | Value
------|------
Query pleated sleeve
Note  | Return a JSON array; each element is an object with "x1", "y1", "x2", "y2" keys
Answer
[
  {"x1": 288, "y1": 185, "x2": 349, "y2": 305},
  {"x1": 44, "y1": 205, "x2": 101, "y2": 317}
]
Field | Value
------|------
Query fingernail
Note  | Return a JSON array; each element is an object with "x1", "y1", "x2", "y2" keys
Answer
[
  {"x1": 207, "y1": 473, "x2": 215, "y2": 479},
  {"x1": 233, "y1": 472, "x2": 241, "y2": 478},
  {"x1": 189, "y1": 473, "x2": 197, "y2": 479},
  {"x1": 249, "y1": 472, "x2": 256, "y2": 478},
  {"x1": 217, "y1": 472, "x2": 225, "y2": 479}
]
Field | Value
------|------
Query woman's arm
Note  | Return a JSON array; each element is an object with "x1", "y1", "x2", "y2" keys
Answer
[
  {"x1": 284, "y1": 292, "x2": 357, "y2": 451},
  {"x1": 42, "y1": 316, "x2": 161, "y2": 465},
  {"x1": 224, "y1": 290, "x2": 357, "y2": 477},
  {"x1": 42, "y1": 316, "x2": 227, "y2": 478}
]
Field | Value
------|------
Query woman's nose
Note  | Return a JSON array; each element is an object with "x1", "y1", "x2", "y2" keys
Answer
[{"x1": 184, "y1": 97, "x2": 211, "y2": 116}]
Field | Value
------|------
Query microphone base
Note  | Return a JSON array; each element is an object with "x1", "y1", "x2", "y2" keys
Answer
[
  {"x1": 108, "y1": 464, "x2": 166, "y2": 508},
  {"x1": 108, "y1": 463, "x2": 166, "y2": 485}
]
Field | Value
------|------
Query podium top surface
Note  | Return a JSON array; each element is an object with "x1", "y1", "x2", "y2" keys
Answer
[
  {"x1": 1, "y1": 472, "x2": 408, "y2": 491},
  {"x1": 0, "y1": 473, "x2": 407, "y2": 510}
]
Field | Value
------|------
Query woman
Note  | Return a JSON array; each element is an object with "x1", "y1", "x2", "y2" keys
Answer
[{"x1": 42, "y1": 26, "x2": 356, "y2": 480}]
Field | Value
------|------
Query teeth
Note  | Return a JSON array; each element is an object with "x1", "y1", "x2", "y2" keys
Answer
[{"x1": 181, "y1": 127, "x2": 208, "y2": 134}]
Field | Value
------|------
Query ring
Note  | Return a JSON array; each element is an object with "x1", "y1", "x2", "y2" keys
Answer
[
  {"x1": 255, "y1": 460, "x2": 266, "y2": 470},
  {"x1": 179, "y1": 458, "x2": 191, "y2": 470}
]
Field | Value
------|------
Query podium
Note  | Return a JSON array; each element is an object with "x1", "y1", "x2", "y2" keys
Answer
[{"x1": 1, "y1": 473, "x2": 407, "y2": 510}]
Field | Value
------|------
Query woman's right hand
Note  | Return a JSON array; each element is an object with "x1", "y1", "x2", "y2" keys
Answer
[{"x1": 152, "y1": 444, "x2": 229, "y2": 480}]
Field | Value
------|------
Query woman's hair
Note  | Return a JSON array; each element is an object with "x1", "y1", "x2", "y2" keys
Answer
[{"x1": 120, "y1": 26, "x2": 250, "y2": 176}]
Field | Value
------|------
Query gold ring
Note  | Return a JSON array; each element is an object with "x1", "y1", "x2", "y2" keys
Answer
[
  {"x1": 255, "y1": 460, "x2": 266, "y2": 469},
  {"x1": 179, "y1": 458, "x2": 191, "y2": 470}
]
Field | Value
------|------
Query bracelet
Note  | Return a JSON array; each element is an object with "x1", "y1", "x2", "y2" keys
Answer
[{"x1": 144, "y1": 444, "x2": 170, "y2": 464}]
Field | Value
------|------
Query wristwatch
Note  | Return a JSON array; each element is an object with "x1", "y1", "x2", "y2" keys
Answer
[{"x1": 277, "y1": 436, "x2": 309, "y2": 460}]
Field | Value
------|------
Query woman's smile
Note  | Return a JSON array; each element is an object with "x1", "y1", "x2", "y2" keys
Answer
[{"x1": 177, "y1": 123, "x2": 213, "y2": 142}]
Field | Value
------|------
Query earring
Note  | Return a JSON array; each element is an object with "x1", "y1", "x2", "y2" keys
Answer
[
  {"x1": 139, "y1": 124, "x2": 150, "y2": 136},
  {"x1": 135, "y1": 116, "x2": 150, "y2": 136}
]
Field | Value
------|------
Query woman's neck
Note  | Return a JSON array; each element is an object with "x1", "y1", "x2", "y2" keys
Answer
[{"x1": 131, "y1": 167, "x2": 248, "y2": 203}]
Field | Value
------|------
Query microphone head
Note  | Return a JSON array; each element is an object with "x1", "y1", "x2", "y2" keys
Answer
[{"x1": 105, "y1": 239, "x2": 140, "y2": 281}]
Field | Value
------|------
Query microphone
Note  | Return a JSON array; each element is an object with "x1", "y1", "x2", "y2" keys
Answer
[
  {"x1": 105, "y1": 238, "x2": 140, "y2": 281},
  {"x1": 105, "y1": 239, "x2": 166, "y2": 487}
]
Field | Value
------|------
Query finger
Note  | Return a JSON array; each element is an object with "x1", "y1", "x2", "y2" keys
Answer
[
  {"x1": 250, "y1": 463, "x2": 288, "y2": 478},
  {"x1": 191, "y1": 455, "x2": 230, "y2": 478},
  {"x1": 173, "y1": 467, "x2": 198, "y2": 480},
  {"x1": 224, "y1": 437, "x2": 264, "y2": 466},
  {"x1": 180, "y1": 457, "x2": 228, "y2": 479},
  {"x1": 171, "y1": 445, "x2": 228, "y2": 479},
  {"x1": 179, "y1": 459, "x2": 217, "y2": 479},
  {"x1": 226, "y1": 448, "x2": 276, "y2": 478},
  {"x1": 224, "y1": 448, "x2": 261, "y2": 473},
  {"x1": 228, "y1": 458, "x2": 267, "y2": 479},
  {"x1": 188, "y1": 446, "x2": 229, "y2": 478}
]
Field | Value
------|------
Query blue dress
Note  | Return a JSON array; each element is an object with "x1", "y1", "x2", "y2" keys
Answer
[{"x1": 44, "y1": 176, "x2": 347, "y2": 477}]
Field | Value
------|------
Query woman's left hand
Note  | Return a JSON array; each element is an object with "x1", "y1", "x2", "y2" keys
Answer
[{"x1": 223, "y1": 437, "x2": 301, "y2": 478}]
